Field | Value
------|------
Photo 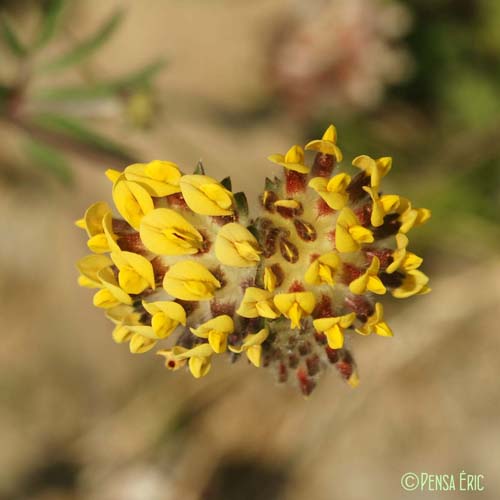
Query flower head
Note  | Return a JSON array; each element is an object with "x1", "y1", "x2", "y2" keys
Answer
[{"x1": 77, "y1": 122, "x2": 430, "y2": 395}]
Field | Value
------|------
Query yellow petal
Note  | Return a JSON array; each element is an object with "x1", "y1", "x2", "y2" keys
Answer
[
  {"x1": 140, "y1": 208, "x2": 203, "y2": 255},
  {"x1": 163, "y1": 261, "x2": 221, "y2": 301},
  {"x1": 208, "y1": 331, "x2": 228, "y2": 353},
  {"x1": 367, "y1": 276, "x2": 387, "y2": 295},
  {"x1": 349, "y1": 225, "x2": 374, "y2": 245},
  {"x1": 325, "y1": 324, "x2": 344, "y2": 349},
  {"x1": 87, "y1": 233, "x2": 109, "y2": 253},
  {"x1": 246, "y1": 345, "x2": 262, "y2": 367},
  {"x1": 335, "y1": 224, "x2": 358, "y2": 253},
  {"x1": 112, "y1": 324, "x2": 134, "y2": 343},
  {"x1": 101, "y1": 212, "x2": 121, "y2": 253},
  {"x1": 180, "y1": 175, "x2": 233, "y2": 216},
  {"x1": 189, "y1": 356, "x2": 211, "y2": 378},
  {"x1": 392, "y1": 270, "x2": 429, "y2": 298},
  {"x1": 93, "y1": 288, "x2": 120, "y2": 309},
  {"x1": 97, "y1": 267, "x2": 132, "y2": 306},
  {"x1": 124, "y1": 160, "x2": 182, "y2": 196},
  {"x1": 129, "y1": 333, "x2": 156, "y2": 354},
  {"x1": 305, "y1": 125, "x2": 343, "y2": 160},
  {"x1": 113, "y1": 176, "x2": 154, "y2": 230},
  {"x1": 374, "y1": 321, "x2": 393, "y2": 337},
  {"x1": 105, "y1": 169, "x2": 121, "y2": 183},
  {"x1": 236, "y1": 287, "x2": 276, "y2": 318},
  {"x1": 263, "y1": 267, "x2": 277, "y2": 292},
  {"x1": 268, "y1": 145, "x2": 310, "y2": 173},
  {"x1": 349, "y1": 273, "x2": 369, "y2": 295},
  {"x1": 77, "y1": 254, "x2": 112, "y2": 288},
  {"x1": 111, "y1": 251, "x2": 155, "y2": 294},
  {"x1": 215, "y1": 222, "x2": 261, "y2": 267},
  {"x1": 83, "y1": 201, "x2": 112, "y2": 237},
  {"x1": 273, "y1": 292, "x2": 315, "y2": 329},
  {"x1": 190, "y1": 315, "x2": 234, "y2": 338}
]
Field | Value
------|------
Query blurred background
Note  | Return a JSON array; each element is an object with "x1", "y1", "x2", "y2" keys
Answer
[{"x1": 1, "y1": 0, "x2": 499, "y2": 499}]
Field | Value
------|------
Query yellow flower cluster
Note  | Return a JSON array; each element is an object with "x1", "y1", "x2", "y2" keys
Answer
[{"x1": 77, "y1": 125, "x2": 431, "y2": 395}]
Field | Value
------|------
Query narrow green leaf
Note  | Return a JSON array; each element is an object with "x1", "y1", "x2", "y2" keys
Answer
[
  {"x1": 39, "y1": 9, "x2": 124, "y2": 72},
  {"x1": 0, "y1": 15, "x2": 27, "y2": 57},
  {"x1": 194, "y1": 160, "x2": 205, "y2": 175},
  {"x1": 23, "y1": 138, "x2": 73, "y2": 184},
  {"x1": 220, "y1": 176, "x2": 232, "y2": 191},
  {"x1": 34, "y1": 0, "x2": 67, "y2": 50},
  {"x1": 234, "y1": 192, "x2": 248, "y2": 217},
  {"x1": 30, "y1": 112, "x2": 134, "y2": 161},
  {"x1": 34, "y1": 58, "x2": 167, "y2": 101},
  {"x1": 112, "y1": 58, "x2": 167, "y2": 89}
]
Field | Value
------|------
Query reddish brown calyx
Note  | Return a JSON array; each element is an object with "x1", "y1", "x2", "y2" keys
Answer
[
  {"x1": 311, "y1": 152, "x2": 335, "y2": 177},
  {"x1": 285, "y1": 169, "x2": 307, "y2": 195}
]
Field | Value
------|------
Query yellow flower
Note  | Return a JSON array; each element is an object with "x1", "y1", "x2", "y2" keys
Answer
[
  {"x1": 190, "y1": 315, "x2": 234, "y2": 353},
  {"x1": 110, "y1": 251, "x2": 155, "y2": 295},
  {"x1": 112, "y1": 175, "x2": 154, "y2": 230},
  {"x1": 129, "y1": 334, "x2": 157, "y2": 354},
  {"x1": 124, "y1": 160, "x2": 182, "y2": 196},
  {"x1": 157, "y1": 348, "x2": 187, "y2": 371},
  {"x1": 397, "y1": 198, "x2": 432, "y2": 233},
  {"x1": 268, "y1": 145, "x2": 310, "y2": 174},
  {"x1": 179, "y1": 175, "x2": 234, "y2": 216},
  {"x1": 313, "y1": 313, "x2": 356, "y2": 349},
  {"x1": 172, "y1": 343, "x2": 214, "y2": 378},
  {"x1": 335, "y1": 207, "x2": 374, "y2": 253},
  {"x1": 362, "y1": 186, "x2": 400, "y2": 227},
  {"x1": 163, "y1": 261, "x2": 221, "y2": 301},
  {"x1": 304, "y1": 124, "x2": 343, "y2": 161},
  {"x1": 236, "y1": 287, "x2": 280, "y2": 319},
  {"x1": 352, "y1": 155, "x2": 392, "y2": 188},
  {"x1": 229, "y1": 328, "x2": 269, "y2": 367},
  {"x1": 308, "y1": 173, "x2": 351, "y2": 210},
  {"x1": 92, "y1": 267, "x2": 132, "y2": 309},
  {"x1": 106, "y1": 306, "x2": 157, "y2": 354},
  {"x1": 106, "y1": 305, "x2": 141, "y2": 345},
  {"x1": 142, "y1": 300, "x2": 186, "y2": 338},
  {"x1": 304, "y1": 252, "x2": 341, "y2": 286},
  {"x1": 392, "y1": 270, "x2": 430, "y2": 298},
  {"x1": 140, "y1": 208, "x2": 203, "y2": 255},
  {"x1": 76, "y1": 254, "x2": 112, "y2": 288},
  {"x1": 355, "y1": 303, "x2": 393, "y2": 337},
  {"x1": 263, "y1": 266, "x2": 277, "y2": 292},
  {"x1": 76, "y1": 202, "x2": 115, "y2": 253},
  {"x1": 386, "y1": 233, "x2": 422, "y2": 274},
  {"x1": 273, "y1": 292, "x2": 316, "y2": 329},
  {"x1": 214, "y1": 222, "x2": 261, "y2": 267},
  {"x1": 349, "y1": 256, "x2": 386, "y2": 295}
]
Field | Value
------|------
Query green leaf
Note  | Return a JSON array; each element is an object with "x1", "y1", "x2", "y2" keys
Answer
[
  {"x1": 220, "y1": 176, "x2": 232, "y2": 191},
  {"x1": 34, "y1": 0, "x2": 67, "y2": 50},
  {"x1": 39, "y1": 9, "x2": 124, "y2": 72},
  {"x1": 193, "y1": 160, "x2": 205, "y2": 175},
  {"x1": 34, "y1": 58, "x2": 167, "y2": 101},
  {"x1": 30, "y1": 112, "x2": 134, "y2": 161},
  {"x1": 0, "y1": 15, "x2": 27, "y2": 57},
  {"x1": 113, "y1": 58, "x2": 167, "y2": 88},
  {"x1": 23, "y1": 138, "x2": 73, "y2": 184},
  {"x1": 234, "y1": 192, "x2": 248, "y2": 217}
]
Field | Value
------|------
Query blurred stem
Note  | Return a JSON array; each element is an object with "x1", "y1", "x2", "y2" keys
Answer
[{"x1": 7, "y1": 113, "x2": 137, "y2": 167}]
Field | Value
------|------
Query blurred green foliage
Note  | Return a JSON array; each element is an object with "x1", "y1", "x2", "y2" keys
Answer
[{"x1": 0, "y1": 0, "x2": 166, "y2": 184}]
